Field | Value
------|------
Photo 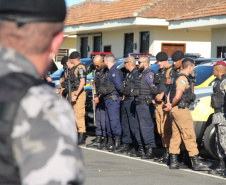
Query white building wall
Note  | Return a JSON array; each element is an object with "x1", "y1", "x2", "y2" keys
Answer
[
  {"x1": 211, "y1": 27, "x2": 226, "y2": 58},
  {"x1": 75, "y1": 26, "x2": 211, "y2": 58},
  {"x1": 153, "y1": 27, "x2": 211, "y2": 58},
  {"x1": 60, "y1": 37, "x2": 77, "y2": 54}
]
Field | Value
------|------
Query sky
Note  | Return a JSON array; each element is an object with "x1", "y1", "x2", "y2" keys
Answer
[{"x1": 65, "y1": 0, "x2": 115, "y2": 7}]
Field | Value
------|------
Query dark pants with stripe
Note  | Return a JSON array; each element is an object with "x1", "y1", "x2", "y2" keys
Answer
[
  {"x1": 105, "y1": 97, "x2": 122, "y2": 138},
  {"x1": 121, "y1": 99, "x2": 137, "y2": 144},
  {"x1": 95, "y1": 98, "x2": 106, "y2": 137},
  {"x1": 134, "y1": 103, "x2": 156, "y2": 147}
]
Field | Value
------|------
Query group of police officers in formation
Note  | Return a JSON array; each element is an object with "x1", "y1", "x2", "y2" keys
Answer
[{"x1": 60, "y1": 49, "x2": 226, "y2": 176}]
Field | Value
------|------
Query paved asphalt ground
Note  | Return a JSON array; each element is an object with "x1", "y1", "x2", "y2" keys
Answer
[{"x1": 80, "y1": 135, "x2": 226, "y2": 185}]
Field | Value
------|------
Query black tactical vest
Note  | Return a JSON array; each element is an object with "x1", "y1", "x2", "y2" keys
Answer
[
  {"x1": 98, "y1": 66, "x2": 122, "y2": 95},
  {"x1": 70, "y1": 63, "x2": 86, "y2": 91},
  {"x1": 154, "y1": 66, "x2": 172, "y2": 94},
  {"x1": 133, "y1": 68, "x2": 155, "y2": 99},
  {"x1": 94, "y1": 67, "x2": 107, "y2": 95},
  {"x1": 123, "y1": 68, "x2": 138, "y2": 97},
  {"x1": 0, "y1": 73, "x2": 44, "y2": 184},
  {"x1": 170, "y1": 73, "x2": 195, "y2": 107},
  {"x1": 211, "y1": 74, "x2": 226, "y2": 113}
]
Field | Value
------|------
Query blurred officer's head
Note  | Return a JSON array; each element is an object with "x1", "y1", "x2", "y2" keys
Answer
[
  {"x1": 93, "y1": 55, "x2": 104, "y2": 70},
  {"x1": 0, "y1": 0, "x2": 66, "y2": 76},
  {"x1": 172, "y1": 50, "x2": 184, "y2": 69},
  {"x1": 156, "y1": 52, "x2": 168, "y2": 69},
  {"x1": 182, "y1": 58, "x2": 195, "y2": 75},
  {"x1": 69, "y1": 51, "x2": 80, "y2": 65},
  {"x1": 104, "y1": 54, "x2": 115, "y2": 69},
  {"x1": 125, "y1": 56, "x2": 136, "y2": 72}
]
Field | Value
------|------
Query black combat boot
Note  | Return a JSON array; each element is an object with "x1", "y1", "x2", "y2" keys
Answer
[
  {"x1": 169, "y1": 154, "x2": 188, "y2": 169},
  {"x1": 98, "y1": 137, "x2": 107, "y2": 150},
  {"x1": 191, "y1": 155, "x2": 211, "y2": 171},
  {"x1": 208, "y1": 157, "x2": 225, "y2": 174},
  {"x1": 78, "y1": 133, "x2": 86, "y2": 145},
  {"x1": 86, "y1": 136, "x2": 102, "y2": 148},
  {"x1": 158, "y1": 147, "x2": 169, "y2": 164},
  {"x1": 130, "y1": 145, "x2": 143, "y2": 157},
  {"x1": 112, "y1": 137, "x2": 121, "y2": 153},
  {"x1": 141, "y1": 146, "x2": 154, "y2": 159},
  {"x1": 107, "y1": 137, "x2": 114, "y2": 152},
  {"x1": 114, "y1": 143, "x2": 130, "y2": 153}
]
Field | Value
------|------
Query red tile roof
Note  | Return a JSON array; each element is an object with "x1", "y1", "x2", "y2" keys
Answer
[
  {"x1": 168, "y1": 1, "x2": 226, "y2": 21},
  {"x1": 65, "y1": 0, "x2": 225, "y2": 26}
]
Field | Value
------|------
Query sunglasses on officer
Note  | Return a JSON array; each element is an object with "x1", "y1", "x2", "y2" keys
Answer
[{"x1": 138, "y1": 61, "x2": 144, "y2": 65}]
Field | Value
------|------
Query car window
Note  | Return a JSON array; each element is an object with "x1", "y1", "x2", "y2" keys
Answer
[{"x1": 195, "y1": 66, "x2": 213, "y2": 86}]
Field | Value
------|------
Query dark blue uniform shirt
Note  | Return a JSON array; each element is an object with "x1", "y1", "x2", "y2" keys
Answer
[{"x1": 108, "y1": 64, "x2": 122, "y2": 95}]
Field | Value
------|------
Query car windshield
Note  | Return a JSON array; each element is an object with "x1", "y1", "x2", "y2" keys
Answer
[{"x1": 195, "y1": 65, "x2": 213, "y2": 86}]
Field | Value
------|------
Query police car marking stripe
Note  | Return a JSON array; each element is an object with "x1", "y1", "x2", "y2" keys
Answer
[{"x1": 81, "y1": 146, "x2": 226, "y2": 181}]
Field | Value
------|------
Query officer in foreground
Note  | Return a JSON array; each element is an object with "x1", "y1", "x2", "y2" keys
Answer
[
  {"x1": 0, "y1": 0, "x2": 85, "y2": 184},
  {"x1": 208, "y1": 61, "x2": 226, "y2": 177},
  {"x1": 86, "y1": 55, "x2": 107, "y2": 149},
  {"x1": 69, "y1": 51, "x2": 87, "y2": 145},
  {"x1": 118, "y1": 56, "x2": 138, "y2": 153},
  {"x1": 153, "y1": 52, "x2": 172, "y2": 163},
  {"x1": 99, "y1": 54, "x2": 123, "y2": 152},
  {"x1": 164, "y1": 58, "x2": 210, "y2": 171},
  {"x1": 132, "y1": 56, "x2": 157, "y2": 159}
]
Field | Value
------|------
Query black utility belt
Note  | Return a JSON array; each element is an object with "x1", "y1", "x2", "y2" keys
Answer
[
  {"x1": 71, "y1": 87, "x2": 78, "y2": 91},
  {"x1": 104, "y1": 94, "x2": 120, "y2": 101},
  {"x1": 177, "y1": 102, "x2": 190, "y2": 109},
  {"x1": 134, "y1": 100, "x2": 150, "y2": 105},
  {"x1": 124, "y1": 97, "x2": 134, "y2": 101}
]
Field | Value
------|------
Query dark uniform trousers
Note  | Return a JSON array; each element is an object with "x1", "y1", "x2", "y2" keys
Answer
[
  {"x1": 105, "y1": 97, "x2": 122, "y2": 138},
  {"x1": 169, "y1": 106, "x2": 198, "y2": 156},
  {"x1": 121, "y1": 99, "x2": 137, "y2": 144},
  {"x1": 95, "y1": 98, "x2": 106, "y2": 137},
  {"x1": 134, "y1": 103, "x2": 156, "y2": 147},
  {"x1": 155, "y1": 101, "x2": 172, "y2": 147},
  {"x1": 215, "y1": 124, "x2": 226, "y2": 157}
]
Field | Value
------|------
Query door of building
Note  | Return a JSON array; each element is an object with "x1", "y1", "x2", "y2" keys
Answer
[
  {"x1": 81, "y1": 37, "x2": 88, "y2": 58},
  {"x1": 140, "y1": 31, "x2": 150, "y2": 54},
  {"x1": 161, "y1": 43, "x2": 186, "y2": 56},
  {"x1": 93, "y1": 36, "x2": 101, "y2": 52},
  {"x1": 124, "y1": 33, "x2": 134, "y2": 58}
]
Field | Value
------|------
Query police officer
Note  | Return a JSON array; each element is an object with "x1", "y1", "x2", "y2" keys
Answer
[
  {"x1": 164, "y1": 58, "x2": 210, "y2": 171},
  {"x1": 59, "y1": 56, "x2": 69, "y2": 98},
  {"x1": 0, "y1": 0, "x2": 85, "y2": 184},
  {"x1": 208, "y1": 61, "x2": 226, "y2": 177},
  {"x1": 99, "y1": 54, "x2": 123, "y2": 152},
  {"x1": 131, "y1": 56, "x2": 157, "y2": 159},
  {"x1": 117, "y1": 56, "x2": 139, "y2": 153},
  {"x1": 86, "y1": 55, "x2": 107, "y2": 149},
  {"x1": 153, "y1": 52, "x2": 172, "y2": 163},
  {"x1": 69, "y1": 51, "x2": 87, "y2": 145}
]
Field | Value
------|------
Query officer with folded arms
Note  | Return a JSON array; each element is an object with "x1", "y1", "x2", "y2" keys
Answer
[
  {"x1": 164, "y1": 58, "x2": 211, "y2": 171},
  {"x1": 131, "y1": 56, "x2": 157, "y2": 159},
  {"x1": 98, "y1": 54, "x2": 123, "y2": 152},
  {"x1": 208, "y1": 61, "x2": 226, "y2": 177}
]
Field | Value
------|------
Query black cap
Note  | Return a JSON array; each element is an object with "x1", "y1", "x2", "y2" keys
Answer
[
  {"x1": 61, "y1": 56, "x2": 68, "y2": 65},
  {"x1": 0, "y1": 0, "x2": 66, "y2": 23},
  {"x1": 182, "y1": 58, "x2": 195, "y2": 64},
  {"x1": 69, "y1": 51, "x2": 80, "y2": 59},
  {"x1": 171, "y1": 50, "x2": 184, "y2": 62},
  {"x1": 156, "y1": 52, "x2": 168, "y2": 61}
]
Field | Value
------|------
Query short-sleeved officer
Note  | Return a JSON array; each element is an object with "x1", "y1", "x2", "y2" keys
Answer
[
  {"x1": 153, "y1": 52, "x2": 172, "y2": 164},
  {"x1": 0, "y1": 0, "x2": 85, "y2": 184},
  {"x1": 86, "y1": 55, "x2": 107, "y2": 149},
  {"x1": 208, "y1": 61, "x2": 226, "y2": 176},
  {"x1": 131, "y1": 56, "x2": 157, "y2": 159},
  {"x1": 165, "y1": 58, "x2": 210, "y2": 171},
  {"x1": 69, "y1": 51, "x2": 87, "y2": 145},
  {"x1": 98, "y1": 54, "x2": 123, "y2": 152}
]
